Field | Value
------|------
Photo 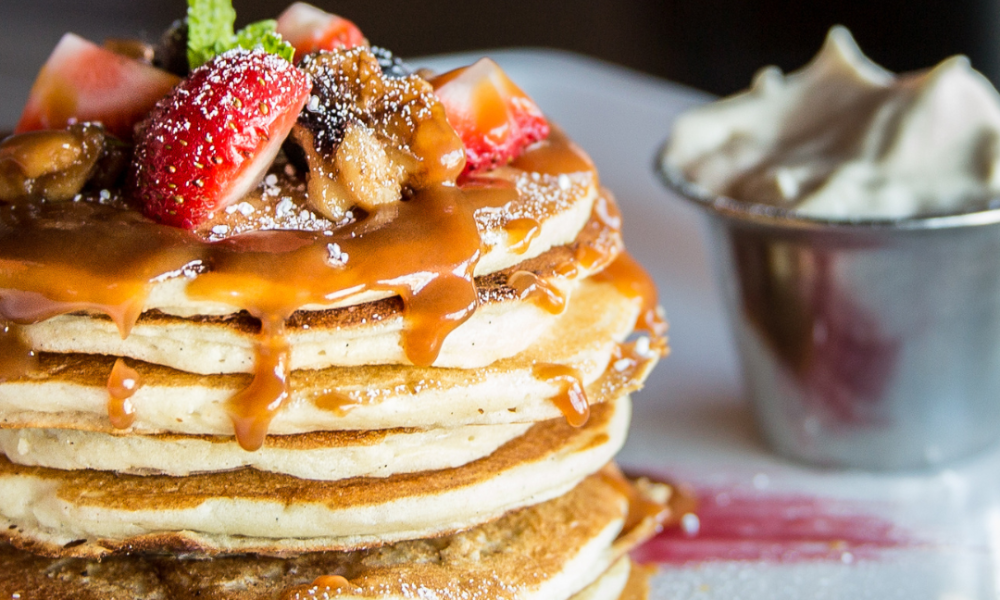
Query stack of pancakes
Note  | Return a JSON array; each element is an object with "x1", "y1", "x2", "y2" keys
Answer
[{"x1": 0, "y1": 126, "x2": 670, "y2": 597}]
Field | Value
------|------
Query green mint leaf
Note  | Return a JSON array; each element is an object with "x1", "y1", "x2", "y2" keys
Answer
[
  {"x1": 233, "y1": 19, "x2": 276, "y2": 47},
  {"x1": 186, "y1": 3, "x2": 296, "y2": 70},
  {"x1": 234, "y1": 20, "x2": 296, "y2": 63},
  {"x1": 187, "y1": 0, "x2": 236, "y2": 70}
]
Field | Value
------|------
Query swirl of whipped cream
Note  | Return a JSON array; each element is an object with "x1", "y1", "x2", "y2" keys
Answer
[{"x1": 663, "y1": 26, "x2": 1000, "y2": 219}]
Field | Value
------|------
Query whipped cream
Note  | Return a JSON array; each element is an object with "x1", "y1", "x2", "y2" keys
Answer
[{"x1": 663, "y1": 27, "x2": 1000, "y2": 219}]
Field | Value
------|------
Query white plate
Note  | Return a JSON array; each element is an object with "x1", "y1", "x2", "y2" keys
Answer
[{"x1": 421, "y1": 49, "x2": 1000, "y2": 600}]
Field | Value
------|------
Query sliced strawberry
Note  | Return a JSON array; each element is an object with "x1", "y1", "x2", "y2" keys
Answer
[
  {"x1": 130, "y1": 49, "x2": 310, "y2": 229},
  {"x1": 15, "y1": 33, "x2": 180, "y2": 142},
  {"x1": 276, "y1": 2, "x2": 366, "y2": 62},
  {"x1": 431, "y1": 59, "x2": 550, "y2": 174}
]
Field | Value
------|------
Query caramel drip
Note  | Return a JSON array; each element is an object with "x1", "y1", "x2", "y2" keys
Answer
[
  {"x1": 0, "y1": 323, "x2": 34, "y2": 381},
  {"x1": 106, "y1": 358, "x2": 142, "y2": 429},
  {"x1": 311, "y1": 575, "x2": 353, "y2": 590},
  {"x1": 534, "y1": 363, "x2": 590, "y2": 426},
  {"x1": 598, "y1": 464, "x2": 671, "y2": 537},
  {"x1": 282, "y1": 575, "x2": 357, "y2": 600},
  {"x1": 314, "y1": 389, "x2": 359, "y2": 416},
  {"x1": 508, "y1": 271, "x2": 566, "y2": 315},
  {"x1": 593, "y1": 252, "x2": 667, "y2": 341},
  {"x1": 226, "y1": 316, "x2": 291, "y2": 451},
  {"x1": 504, "y1": 217, "x2": 540, "y2": 254},
  {"x1": 0, "y1": 129, "x2": 599, "y2": 449},
  {"x1": 556, "y1": 194, "x2": 622, "y2": 279},
  {"x1": 184, "y1": 185, "x2": 484, "y2": 447},
  {"x1": 510, "y1": 128, "x2": 595, "y2": 176},
  {"x1": 0, "y1": 203, "x2": 203, "y2": 337}
]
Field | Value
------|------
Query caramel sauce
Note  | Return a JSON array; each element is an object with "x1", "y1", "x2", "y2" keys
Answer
[
  {"x1": 534, "y1": 363, "x2": 589, "y2": 426},
  {"x1": 555, "y1": 194, "x2": 622, "y2": 279},
  {"x1": 0, "y1": 323, "x2": 34, "y2": 380},
  {"x1": 592, "y1": 252, "x2": 667, "y2": 341},
  {"x1": 0, "y1": 129, "x2": 599, "y2": 449},
  {"x1": 510, "y1": 129, "x2": 595, "y2": 176},
  {"x1": 0, "y1": 203, "x2": 203, "y2": 337},
  {"x1": 508, "y1": 271, "x2": 566, "y2": 315},
  {"x1": 314, "y1": 389, "x2": 359, "y2": 416},
  {"x1": 503, "y1": 217, "x2": 540, "y2": 254},
  {"x1": 225, "y1": 316, "x2": 290, "y2": 450},
  {"x1": 598, "y1": 464, "x2": 671, "y2": 537},
  {"x1": 282, "y1": 575, "x2": 357, "y2": 600},
  {"x1": 106, "y1": 358, "x2": 142, "y2": 429}
]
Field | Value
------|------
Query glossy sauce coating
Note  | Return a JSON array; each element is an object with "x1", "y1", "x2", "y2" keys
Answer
[
  {"x1": 534, "y1": 363, "x2": 589, "y2": 427},
  {"x1": 593, "y1": 252, "x2": 667, "y2": 340},
  {"x1": 313, "y1": 389, "x2": 360, "y2": 417},
  {"x1": 106, "y1": 358, "x2": 142, "y2": 430},
  {"x1": 0, "y1": 130, "x2": 598, "y2": 449},
  {"x1": 503, "y1": 217, "x2": 541, "y2": 254},
  {"x1": 597, "y1": 465, "x2": 671, "y2": 537},
  {"x1": 508, "y1": 271, "x2": 566, "y2": 315}
]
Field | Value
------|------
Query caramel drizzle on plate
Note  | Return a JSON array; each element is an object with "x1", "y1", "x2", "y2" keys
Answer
[{"x1": 0, "y1": 130, "x2": 598, "y2": 450}]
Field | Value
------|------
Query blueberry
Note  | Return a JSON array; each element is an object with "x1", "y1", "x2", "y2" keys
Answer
[
  {"x1": 370, "y1": 46, "x2": 412, "y2": 79},
  {"x1": 153, "y1": 19, "x2": 189, "y2": 77}
]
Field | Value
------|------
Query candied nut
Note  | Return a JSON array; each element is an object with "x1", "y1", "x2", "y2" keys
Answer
[
  {"x1": 335, "y1": 123, "x2": 406, "y2": 210},
  {"x1": 2, "y1": 130, "x2": 82, "y2": 179},
  {"x1": 292, "y1": 123, "x2": 406, "y2": 220},
  {"x1": 290, "y1": 47, "x2": 465, "y2": 218},
  {"x1": 152, "y1": 19, "x2": 189, "y2": 77},
  {"x1": 103, "y1": 38, "x2": 155, "y2": 63},
  {"x1": 0, "y1": 124, "x2": 116, "y2": 203}
]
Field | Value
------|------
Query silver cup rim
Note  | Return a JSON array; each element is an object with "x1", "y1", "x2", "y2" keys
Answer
[{"x1": 655, "y1": 144, "x2": 1000, "y2": 233}]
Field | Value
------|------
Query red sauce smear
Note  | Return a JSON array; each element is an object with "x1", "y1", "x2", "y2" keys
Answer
[{"x1": 632, "y1": 482, "x2": 909, "y2": 565}]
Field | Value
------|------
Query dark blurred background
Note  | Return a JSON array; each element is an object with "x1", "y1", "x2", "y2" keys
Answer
[{"x1": 2, "y1": 0, "x2": 999, "y2": 124}]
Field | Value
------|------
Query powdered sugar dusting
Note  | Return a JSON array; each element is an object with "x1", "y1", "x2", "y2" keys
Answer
[
  {"x1": 475, "y1": 171, "x2": 595, "y2": 242},
  {"x1": 130, "y1": 48, "x2": 311, "y2": 228}
]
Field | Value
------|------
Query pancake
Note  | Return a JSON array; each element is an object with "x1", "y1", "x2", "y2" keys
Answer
[
  {"x1": 141, "y1": 159, "x2": 601, "y2": 318},
  {"x1": 0, "y1": 471, "x2": 667, "y2": 600},
  {"x1": 0, "y1": 276, "x2": 655, "y2": 436},
  {"x1": 15, "y1": 192, "x2": 621, "y2": 373},
  {"x1": 0, "y1": 396, "x2": 630, "y2": 558},
  {"x1": 0, "y1": 421, "x2": 532, "y2": 479}
]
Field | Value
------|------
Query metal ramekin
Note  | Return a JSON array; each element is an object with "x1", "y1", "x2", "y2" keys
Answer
[{"x1": 658, "y1": 156, "x2": 1000, "y2": 470}]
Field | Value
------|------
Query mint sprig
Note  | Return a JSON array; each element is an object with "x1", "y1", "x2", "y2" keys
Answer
[
  {"x1": 187, "y1": 0, "x2": 295, "y2": 70},
  {"x1": 233, "y1": 20, "x2": 295, "y2": 62}
]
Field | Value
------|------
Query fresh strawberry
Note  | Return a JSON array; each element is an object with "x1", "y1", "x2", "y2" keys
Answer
[
  {"x1": 276, "y1": 2, "x2": 366, "y2": 61},
  {"x1": 130, "y1": 49, "x2": 310, "y2": 229},
  {"x1": 15, "y1": 33, "x2": 180, "y2": 141},
  {"x1": 431, "y1": 59, "x2": 550, "y2": 174}
]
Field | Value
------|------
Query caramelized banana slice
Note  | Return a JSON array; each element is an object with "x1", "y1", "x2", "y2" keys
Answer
[
  {"x1": 0, "y1": 124, "x2": 125, "y2": 203},
  {"x1": 292, "y1": 47, "x2": 464, "y2": 219}
]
